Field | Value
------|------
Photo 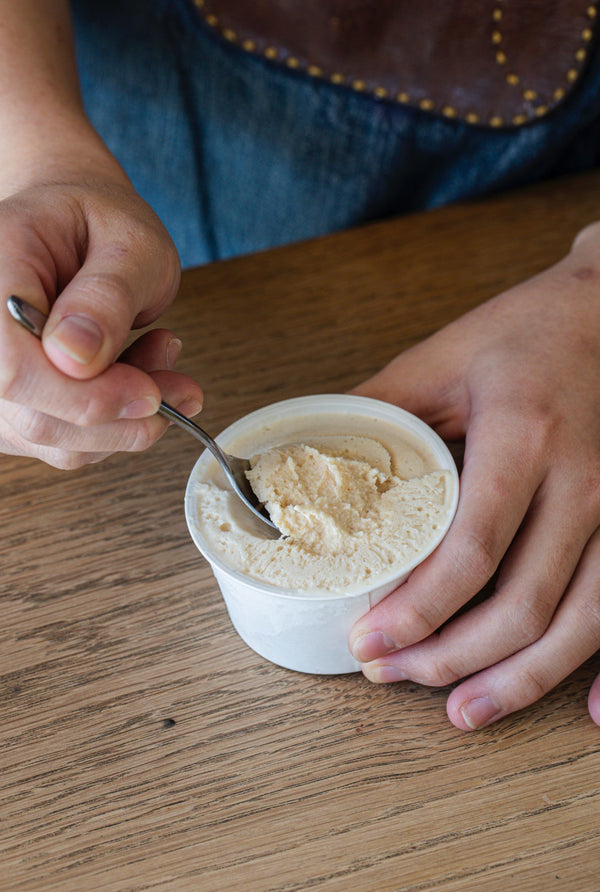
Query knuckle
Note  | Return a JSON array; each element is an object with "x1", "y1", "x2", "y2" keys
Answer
[
  {"x1": 46, "y1": 448, "x2": 110, "y2": 470},
  {"x1": 518, "y1": 664, "x2": 549, "y2": 704},
  {"x1": 153, "y1": 237, "x2": 180, "y2": 295},
  {"x1": 574, "y1": 591, "x2": 600, "y2": 632},
  {"x1": 455, "y1": 527, "x2": 499, "y2": 585},
  {"x1": 81, "y1": 269, "x2": 137, "y2": 322},
  {"x1": 572, "y1": 220, "x2": 600, "y2": 252},
  {"x1": 94, "y1": 217, "x2": 179, "y2": 319},
  {"x1": 12, "y1": 408, "x2": 55, "y2": 445},
  {"x1": 402, "y1": 601, "x2": 447, "y2": 641},
  {"x1": 48, "y1": 452, "x2": 89, "y2": 471},
  {"x1": 76, "y1": 393, "x2": 110, "y2": 427},
  {"x1": 512, "y1": 593, "x2": 554, "y2": 646},
  {"x1": 119, "y1": 421, "x2": 158, "y2": 453},
  {"x1": 420, "y1": 656, "x2": 463, "y2": 687}
]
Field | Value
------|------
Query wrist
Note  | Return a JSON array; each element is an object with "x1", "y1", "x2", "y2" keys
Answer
[{"x1": 0, "y1": 110, "x2": 130, "y2": 200}]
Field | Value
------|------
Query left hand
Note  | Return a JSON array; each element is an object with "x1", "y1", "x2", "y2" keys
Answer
[{"x1": 349, "y1": 222, "x2": 600, "y2": 730}]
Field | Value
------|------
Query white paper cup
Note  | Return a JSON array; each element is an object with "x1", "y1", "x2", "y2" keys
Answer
[{"x1": 185, "y1": 395, "x2": 459, "y2": 674}]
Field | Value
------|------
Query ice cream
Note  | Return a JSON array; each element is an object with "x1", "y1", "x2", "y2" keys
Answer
[{"x1": 192, "y1": 426, "x2": 455, "y2": 593}]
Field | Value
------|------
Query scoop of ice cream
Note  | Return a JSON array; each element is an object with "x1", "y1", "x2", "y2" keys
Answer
[
  {"x1": 246, "y1": 441, "x2": 398, "y2": 553},
  {"x1": 193, "y1": 434, "x2": 454, "y2": 593}
]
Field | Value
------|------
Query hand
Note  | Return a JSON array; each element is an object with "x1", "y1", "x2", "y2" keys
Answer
[
  {"x1": 349, "y1": 222, "x2": 600, "y2": 730},
  {"x1": 0, "y1": 178, "x2": 203, "y2": 468}
]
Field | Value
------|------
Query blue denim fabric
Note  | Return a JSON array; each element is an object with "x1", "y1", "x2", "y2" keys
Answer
[{"x1": 71, "y1": 0, "x2": 600, "y2": 268}]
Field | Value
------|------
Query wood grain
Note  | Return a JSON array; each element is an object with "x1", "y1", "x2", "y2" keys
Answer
[{"x1": 2, "y1": 171, "x2": 600, "y2": 890}]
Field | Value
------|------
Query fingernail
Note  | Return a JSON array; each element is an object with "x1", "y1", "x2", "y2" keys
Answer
[
  {"x1": 460, "y1": 696, "x2": 502, "y2": 730},
  {"x1": 366, "y1": 665, "x2": 408, "y2": 684},
  {"x1": 176, "y1": 397, "x2": 203, "y2": 418},
  {"x1": 47, "y1": 315, "x2": 104, "y2": 364},
  {"x1": 166, "y1": 338, "x2": 182, "y2": 370},
  {"x1": 352, "y1": 631, "x2": 397, "y2": 662},
  {"x1": 119, "y1": 396, "x2": 160, "y2": 419}
]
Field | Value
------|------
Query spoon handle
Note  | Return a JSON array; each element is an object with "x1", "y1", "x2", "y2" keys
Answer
[
  {"x1": 7, "y1": 295, "x2": 47, "y2": 336},
  {"x1": 157, "y1": 401, "x2": 233, "y2": 473}
]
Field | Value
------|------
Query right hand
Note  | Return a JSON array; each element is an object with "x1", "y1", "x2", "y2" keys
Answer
[{"x1": 0, "y1": 177, "x2": 204, "y2": 469}]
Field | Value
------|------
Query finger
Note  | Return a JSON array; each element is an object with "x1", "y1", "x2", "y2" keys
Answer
[
  {"x1": 122, "y1": 331, "x2": 204, "y2": 414},
  {"x1": 41, "y1": 227, "x2": 180, "y2": 380},
  {"x1": 120, "y1": 328, "x2": 183, "y2": 371},
  {"x1": 360, "y1": 469, "x2": 594, "y2": 686},
  {"x1": 0, "y1": 415, "x2": 112, "y2": 469},
  {"x1": 1, "y1": 312, "x2": 163, "y2": 423},
  {"x1": 351, "y1": 332, "x2": 469, "y2": 439},
  {"x1": 0, "y1": 249, "x2": 170, "y2": 426},
  {"x1": 32, "y1": 449, "x2": 112, "y2": 471},
  {"x1": 589, "y1": 672, "x2": 600, "y2": 727},
  {"x1": 3, "y1": 405, "x2": 168, "y2": 456},
  {"x1": 349, "y1": 409, "x2": 543, "y2": 662},
  {"x1": 1, "y1": 369, "x2": 202, "y2": 453},
  {"x1": 148, "y1": 369, "x2": 203, "y2": 418},
  {"x1": 445, "y1": 527, "x2": 600, "y2": 730}
]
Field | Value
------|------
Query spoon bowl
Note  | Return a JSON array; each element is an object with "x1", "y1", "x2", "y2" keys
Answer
[{"x1": 157, "y1": 401, "x2": 279, "y2": 533}]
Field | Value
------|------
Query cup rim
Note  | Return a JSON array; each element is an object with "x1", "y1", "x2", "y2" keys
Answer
[{"x1": 184, "y1": 394, "x2": 459, "y2": 601}]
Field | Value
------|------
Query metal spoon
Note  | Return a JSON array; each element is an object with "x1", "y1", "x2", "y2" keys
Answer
[{"x1": 6, "y1": 295, "x2": 279, "y2": 535}]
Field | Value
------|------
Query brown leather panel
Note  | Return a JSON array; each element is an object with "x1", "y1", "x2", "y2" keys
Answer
[{"x1": 191, "y1": 0, "x2": 599, "y2": 128}]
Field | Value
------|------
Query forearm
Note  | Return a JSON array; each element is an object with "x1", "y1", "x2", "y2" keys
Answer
[{"x1": 0, "y1": 0, "x2": 126, "y2": 196}]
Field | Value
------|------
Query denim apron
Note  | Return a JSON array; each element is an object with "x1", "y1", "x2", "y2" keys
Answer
[{"x1": 71, "y1": 0, "x2": 600, "y2": 268}]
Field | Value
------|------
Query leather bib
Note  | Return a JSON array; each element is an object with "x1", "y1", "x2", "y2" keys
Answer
[{"x1": 190, "y1": 0, "x2": 599, "y2": 128}]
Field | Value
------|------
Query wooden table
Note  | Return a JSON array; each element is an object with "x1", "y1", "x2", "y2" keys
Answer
[{"x1": 2, "y1": 172, "x2": 600, "y2": 891}]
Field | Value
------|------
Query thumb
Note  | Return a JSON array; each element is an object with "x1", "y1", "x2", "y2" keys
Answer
[
  {"x1": 42, "y1": 246, "x2": 180, "y2": 381},
  {"x1": 351, "y1": 334, "x2": 468, "y2": 440}
]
